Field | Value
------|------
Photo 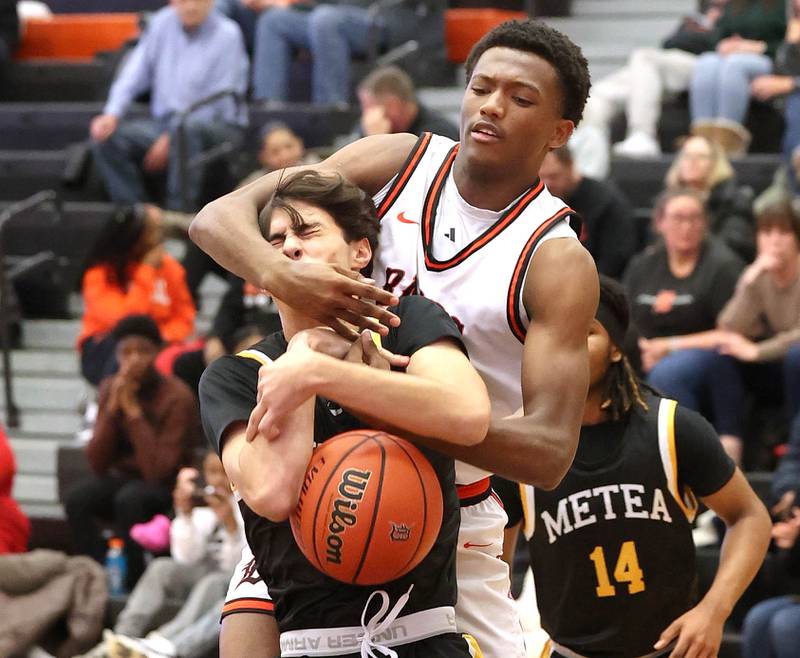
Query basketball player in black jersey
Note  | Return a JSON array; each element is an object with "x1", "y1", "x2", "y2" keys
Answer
[
  {"x1": 199, "y1": 170, "x2": 491, "y2": 658},
  {"x1": 496, "y1": 278, "x2": 770, "y2": 658}
]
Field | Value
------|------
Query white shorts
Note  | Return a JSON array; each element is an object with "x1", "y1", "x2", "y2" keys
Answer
[
  {"x1": 455, "y1": 479, "x2": 528, "y2": 658},
  {"x1": 223, "y1": 480, "x2": 529, "y2": 658},
  {"x1": 221, "y1": 542, "x2": 274, "y2": 619}
]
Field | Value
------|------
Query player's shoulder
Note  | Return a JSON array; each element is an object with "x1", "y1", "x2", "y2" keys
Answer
[{"x1": 234, "y1": 331, "x2": 288, "y2": 365}]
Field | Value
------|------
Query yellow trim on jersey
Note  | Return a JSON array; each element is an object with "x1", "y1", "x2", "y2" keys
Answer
[
  {"x1": 462, "y1": 634, "x2": 484, "y2": 658},
  {"x1": 520, "y1": 482, "x2": 535, "y2": 540},
  {"x1": 539, "y1": 639, "x2": 553, "y2": 658},
  {"x1": 658, "y1": 399, "x2": 698, "y2": 522},
  {"x1": 369, "y1": 330, "x2": 382, "y2": 349},
  {"x1": 236, "y1": 348, "x2": 273, "y2": 366}
]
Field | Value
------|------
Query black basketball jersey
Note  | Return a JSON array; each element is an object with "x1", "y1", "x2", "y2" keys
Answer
[
  {"x1": 524, "y1": 394, "x2": 735, "y2": 657},
  {"x1": 199, "y1": 296, "x2": 464, "y2": 633}
]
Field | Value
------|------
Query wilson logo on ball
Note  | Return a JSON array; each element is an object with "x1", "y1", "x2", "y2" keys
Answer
[{"x1": 325, "y1": 468, "x2": 372, "y2": 565}]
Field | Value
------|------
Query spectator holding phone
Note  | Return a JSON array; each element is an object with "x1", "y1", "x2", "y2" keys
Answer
[{"x1": 92, "y1": 451, "x2": 245, "y2": 658}]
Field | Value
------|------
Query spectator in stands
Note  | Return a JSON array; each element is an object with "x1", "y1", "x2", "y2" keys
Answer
[
  {"x1": 690, "y1": 0, "x2": 788, "y2": 156},
  {"x1": 354, "y1": 65, "x2": 458, "y2": 140},
  {"x1": 64, "y1": 315, "x2": 199, "y2": 588},
  {"x1": 623, "y1": 188, "x2": 746, "y2": 461},
  {"x1": 665, "y1": 134, "x2": 756, "y2": 261},
  {"x1": 90, "y1": 0, "x2": 248, "y2": 211},
  {"x1": 173, "y1": 276, "x2": 280, "y2": 394},
  {"x1": 251, "y1": 0, "x2": 422, "y2": 104},
  {"x1": 96, "y1": 451, "x2": 245, "y2": 658},
  {"x1": 750, "y1": 0, "x2": 800, "y2": 193},
  {"x1": 237, "y1": 122, "x2": 318, "y2": 189},
  {"x1": 0, "y1": 0, "x2": 19, "y2": 88},
  {"x1": 571, "y1": 0, "x2": 725, "y2": 176},
  {"x1": 717, "y1": 202, "x2": 800, "y2": 420},
  {"x1": 539, "y1": 145, "x2": 637, "y2": 279},
  {"x1": 741, "y1": 413, "x2": 800, "y2": 658},
  {"x1": 78, "y1": 204, "x2": 195, "y2": 386},
  {"x1": 0, "y1": 422, "x2": 29, "y2": 554}
]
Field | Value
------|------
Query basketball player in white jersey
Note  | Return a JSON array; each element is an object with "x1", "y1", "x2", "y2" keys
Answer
[{"x1": 191, "y1": 19, "x2": 598, "y2": 658}]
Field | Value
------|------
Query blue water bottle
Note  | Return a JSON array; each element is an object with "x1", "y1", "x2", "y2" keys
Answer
[{"x1": 105, "y1": 537, "x2": 128, "y2": 596}]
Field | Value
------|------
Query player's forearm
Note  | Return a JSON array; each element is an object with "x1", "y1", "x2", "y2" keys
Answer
[
  {"x1": 311, "y1": 355, "x2": 489, "y2": 446},
  {"x1": 702, "y1": 501, "x2": 771, "y2": 618},
  {"x1": 236, "y1": 401, "x2": 315, "y2": 521}
]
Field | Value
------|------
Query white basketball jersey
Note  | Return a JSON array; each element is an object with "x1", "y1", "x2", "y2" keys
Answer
[{"x1": 373, "y1": 133, "x2": 578, "y2": 485}]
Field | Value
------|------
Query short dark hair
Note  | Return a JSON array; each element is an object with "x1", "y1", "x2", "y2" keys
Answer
[
  {"x1": 259, "y1": 170, "x2": 380, "y2": 276},
  {"x1": 358, "y1": 65, "x2": 416, "y2": 103},
  {"x1": 464, "y1": 19, "x2": 591, "y2": 126},
  {"x1": 112, "y1": 314, "x2": 163, "y2": 346},
  {"x1": 756, "y1": 200, "x2": 800, "y2": 243},
  {"x1": 653, "y1": 187, "x2": 708, "y2": 221}
]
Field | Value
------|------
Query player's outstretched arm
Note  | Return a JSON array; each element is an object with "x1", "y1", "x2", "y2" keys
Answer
[
  {"x1": 189, "y1": 134, "x2": 417, "y2": 337},
  {"x1": 248, "y1": 332, "x2": 490, "y2": 447},
  {"x1": 418, "y1": 239, "x2": 598, "y2": 487},
  {"x1": 655, "y1": 469, "x2": 770, "y2": 658}
]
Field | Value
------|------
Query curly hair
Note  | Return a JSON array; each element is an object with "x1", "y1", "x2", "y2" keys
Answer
[
  {"x1": 464, "y1": 19, "x2": 591, "y2": 126},
  {"x1": 259, "y1": 170, "x2": 380, "y2": 276}
]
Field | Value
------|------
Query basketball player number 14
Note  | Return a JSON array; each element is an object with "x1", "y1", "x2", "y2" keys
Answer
[{"x1": 589, "y1": 541, "x2": 645, "y2": 597}]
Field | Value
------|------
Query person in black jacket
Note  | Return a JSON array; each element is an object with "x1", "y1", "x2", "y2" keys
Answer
[
  {"x1": 750, "y1": 0, "x2": 800, "y2": 194},
  {"x1": 540, "y1": 145, "x2": 637, "y2": 278},
  {"x1": 664, "y1": 134, "x2": 756, "y2": 261}
]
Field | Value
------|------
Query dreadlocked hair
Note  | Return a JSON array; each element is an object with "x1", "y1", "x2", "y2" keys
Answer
[
  {"x1": 600, "y1": 354, "x2": 649, "y2": 421},
  {"x1": 596, "y1": 275, "x2": 649, "y2": 420}
]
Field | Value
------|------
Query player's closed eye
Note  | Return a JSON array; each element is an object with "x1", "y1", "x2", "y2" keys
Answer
[{"x1": 513, "y1": 96, "x2": 533, "y2": 107}]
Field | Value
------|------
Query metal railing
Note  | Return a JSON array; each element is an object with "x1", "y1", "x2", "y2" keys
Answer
[
  {"x1": 174, "y1": 89, "x2": 244, "y2": 212},
  {"x1": 0, "y1": 190, "x2": 61, "y2": 428}
]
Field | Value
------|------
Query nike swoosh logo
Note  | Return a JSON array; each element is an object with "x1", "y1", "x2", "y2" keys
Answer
[
  {"x1": 397, "y1": 212, "x2": 419, "y2": 225},
  {"x1": 463, "y1": 542, "x2": 493, "y2": 549}
]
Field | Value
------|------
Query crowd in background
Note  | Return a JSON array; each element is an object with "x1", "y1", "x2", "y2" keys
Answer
[{"x1": 2, "y1": 0, "x2": 800, "y2": 656}]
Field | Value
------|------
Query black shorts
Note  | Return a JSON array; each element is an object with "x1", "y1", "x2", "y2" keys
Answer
[{"x1": 299, "y1": 632, "x2": 481, "y2": 658}]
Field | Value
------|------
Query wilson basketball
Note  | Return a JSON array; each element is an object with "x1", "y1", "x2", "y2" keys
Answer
[{"x1": 290, "y1": 430, "x2": 443, "y2": 586}]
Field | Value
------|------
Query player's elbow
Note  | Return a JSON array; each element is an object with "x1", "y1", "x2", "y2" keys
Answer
[
  {"x1": 243, "y1": 481, "x2": 298, "y2": 523},
  {"x1": 188, "y1": 202, "x2": 216, "y2": 249},
  {"x1": 455, "y1": 405, "x2": 490, "y2": 446}
]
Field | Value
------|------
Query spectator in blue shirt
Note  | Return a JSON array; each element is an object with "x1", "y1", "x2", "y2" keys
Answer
[{"x1": 90, "y1": 0, "x2": 249, "y2": 211}]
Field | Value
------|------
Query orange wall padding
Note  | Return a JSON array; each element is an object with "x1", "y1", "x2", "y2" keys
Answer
[
  {"x1": 15, "y1": 13, "x2": 140, "y2": 61},
  {"x1": 445, "y1": 9, "x2": 528, "y2": 63}
]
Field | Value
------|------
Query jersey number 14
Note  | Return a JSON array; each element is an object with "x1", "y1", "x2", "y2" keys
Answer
[{"x1": 589, "y1": 541, "x2": 645, "y2": 597}]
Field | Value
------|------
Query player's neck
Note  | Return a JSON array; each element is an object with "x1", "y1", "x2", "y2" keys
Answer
[
  {"x1": 278, "y1": 308, "x2": 318, "y2": 342},
  {"x1": 453, "y1": 153, "x2": 540, "y2": 211}
]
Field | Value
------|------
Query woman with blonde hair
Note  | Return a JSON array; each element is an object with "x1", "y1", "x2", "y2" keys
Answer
[{"x1": 665, "y1": 134, "x2": 755, "y2": 260}]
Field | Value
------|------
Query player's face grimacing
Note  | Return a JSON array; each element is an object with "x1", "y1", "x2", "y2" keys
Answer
[
  {"x1": 587, "y1": 319, "x2": 621, "y2": 390},
  {"x1": 460, "y1": 47, "x2": 573, "y2": 173},
  {"x1": 265, "y1": 199, "x2": 372, "y2": 274}
]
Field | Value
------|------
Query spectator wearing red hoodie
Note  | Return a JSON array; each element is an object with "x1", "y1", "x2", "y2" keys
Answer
[{"x1": 0, "y1": 422, "x2": 30, "y2": 554}]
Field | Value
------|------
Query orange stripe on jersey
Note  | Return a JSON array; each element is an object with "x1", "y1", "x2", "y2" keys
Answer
[
  {"x1": 506, "y1": 207, "x2": 575, "y2": 343},
  {"x1": 420, "y1": 147, "x2": 545, "y2": 271},
  {"x1": 377, "y1": 132, "x2": 433, "y2": 219},
  {"x1": 221, "y1": 597, "x2": 275, "y2": 617}
]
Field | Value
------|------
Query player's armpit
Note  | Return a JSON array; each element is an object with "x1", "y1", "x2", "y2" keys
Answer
[{"x1": 410, "y1": 240, "x2": 597, "y2": 486}]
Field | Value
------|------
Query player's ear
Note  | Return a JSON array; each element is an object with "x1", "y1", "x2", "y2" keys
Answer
[
  {"x1": 350, "y1": 237, "x2": 372, "y2": 272},
  {"x1": 547, "y1": 118, "x2": 575, "y2": 150}
]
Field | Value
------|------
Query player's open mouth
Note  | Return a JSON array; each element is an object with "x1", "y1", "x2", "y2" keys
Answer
[{"x1": 470, "y1": 122, "x2": 503, "y2": 143}]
